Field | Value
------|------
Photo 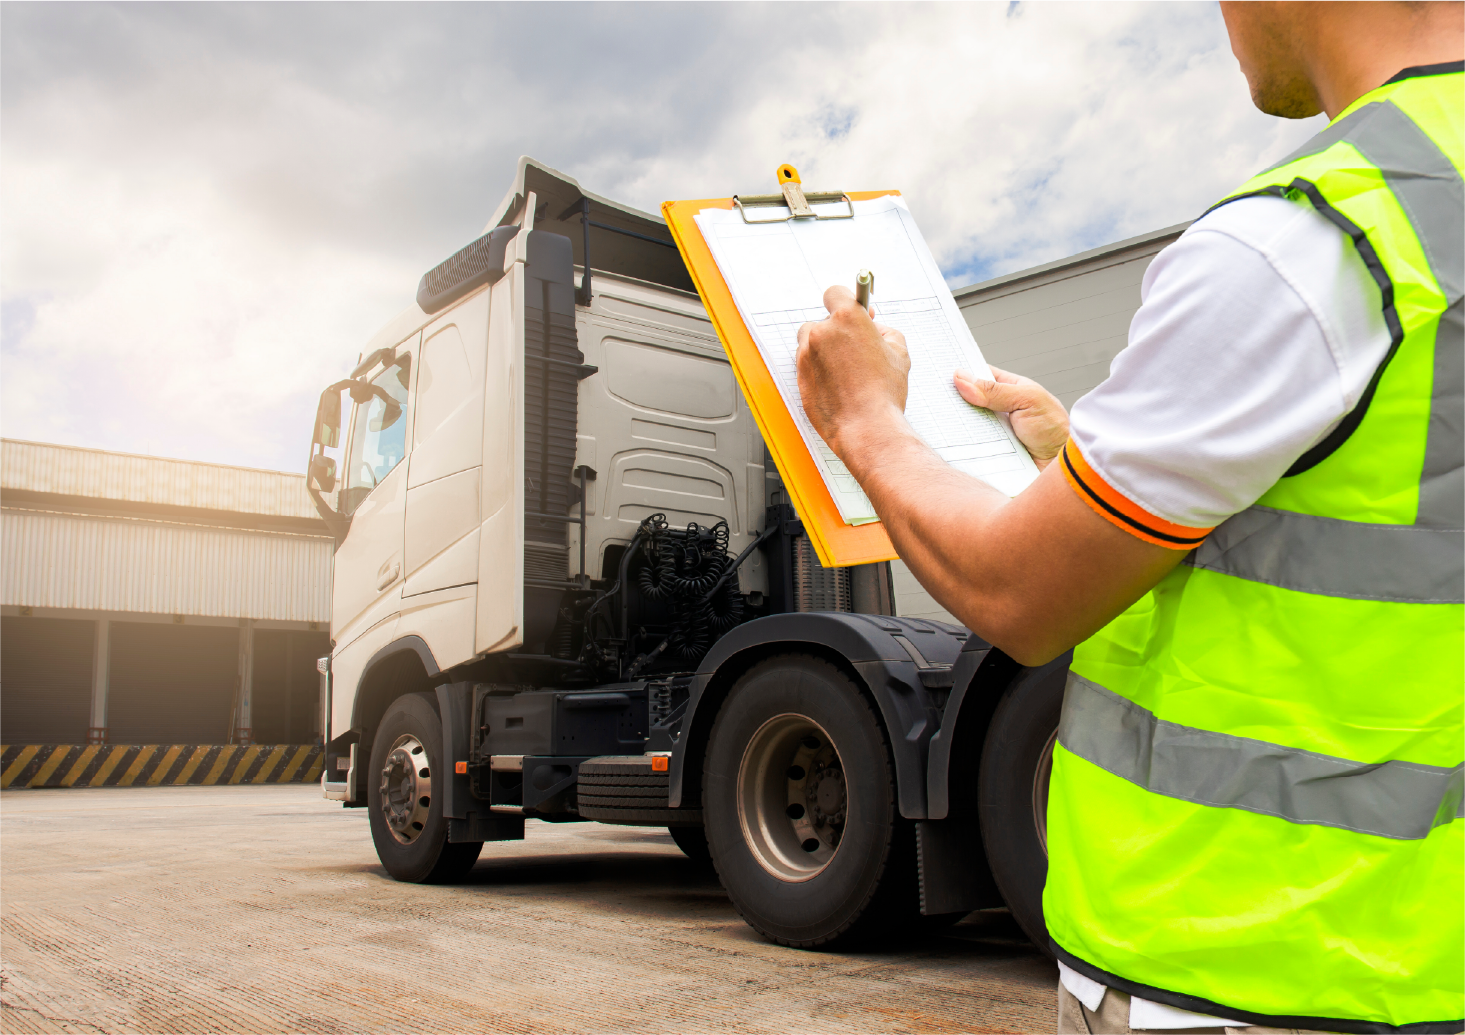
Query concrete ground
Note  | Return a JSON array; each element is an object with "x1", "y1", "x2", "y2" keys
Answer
[{"x1": 1, "y1": 784, "x2": 1056, "y2": 1033}]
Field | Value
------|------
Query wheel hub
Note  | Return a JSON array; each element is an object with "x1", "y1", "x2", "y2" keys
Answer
[
  {"x1": 805, "y1": 761, "x2": 847, "y2": 842},
  {"x1": 379, "y1": 734, "x2": 432, "y2": 845},
  {"x1": 737, "y1": 714, "x2": 845, "y2": 882}
]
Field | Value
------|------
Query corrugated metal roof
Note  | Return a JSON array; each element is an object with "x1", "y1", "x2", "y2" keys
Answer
[
  {"x1": 2, "y1": 509, "x2": 332, "y2": 622},
  {"x1": 1, "y1": 439, "x2": 320, "y2": 520}
]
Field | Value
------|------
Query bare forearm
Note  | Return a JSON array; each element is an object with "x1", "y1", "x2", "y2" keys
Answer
[
  {"x1": 841, "y1": 413, "x2": 1022, "y2": 636},
  {"x1": 841, "y1": 411, "x2": 1182, "y2": 664}
]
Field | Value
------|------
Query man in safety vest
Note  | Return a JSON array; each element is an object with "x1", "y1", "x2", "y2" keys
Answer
[{"x1": 796, "y1": 3, "x2": 1462, "y2": 1032}]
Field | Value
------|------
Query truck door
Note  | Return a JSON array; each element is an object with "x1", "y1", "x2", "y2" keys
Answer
[
  {"x1": 398, "y1": 296, "x2": 489, "y2": 669},
  {"x1": 332, "y1": 339, "x2": 418, "y2": 645}
]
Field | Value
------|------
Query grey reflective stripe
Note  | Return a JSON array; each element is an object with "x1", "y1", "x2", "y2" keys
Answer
[
  {"x1": 1348, "y1": 102, "x2": 1463, "y2": 302},
  {"x1": 1187, "y1": 506, "x2": 1465, "y2": 604},
  {"x1": 1419, "y1": 296, "x2": 1464, "y2": 528},
  {"x1": 1060, "y1": 673, "x2": 1465, "y2": 841},
  {"x1": 1259, "y1": 105, "x2": 1370, "y2": 173},
  {"x1": 1338, "y1": 101, "x2": 1464, "y2": 529}
]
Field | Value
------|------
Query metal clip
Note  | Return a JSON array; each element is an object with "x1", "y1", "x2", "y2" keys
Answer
[
  {"x1": 733, "y1": 164, "x2": 855, "y2": 224},
  {"x1": 779, "y1": 165, "x2": 814, "y2": 217}
]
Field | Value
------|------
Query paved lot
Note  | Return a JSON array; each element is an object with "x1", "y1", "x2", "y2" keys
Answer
[{"x1": 1, "y1": 784, "x2": 1056, "y2": 1033}]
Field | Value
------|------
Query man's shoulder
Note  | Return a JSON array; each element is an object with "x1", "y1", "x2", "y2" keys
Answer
[
  {"x1": 1173, "y1": 191, "x2": 1342, "y2": 262},
  {"x1": 1142, "y1": 191, "x2": 1359, "y2": 306}
]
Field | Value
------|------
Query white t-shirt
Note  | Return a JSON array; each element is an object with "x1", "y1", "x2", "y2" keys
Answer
[
  {"x1": 1063, "y1": 193, "x2": 1391, "y2": 546},
  {"x1": 1056, "y1": 195, "x2": 1391, "y2": 1027}
]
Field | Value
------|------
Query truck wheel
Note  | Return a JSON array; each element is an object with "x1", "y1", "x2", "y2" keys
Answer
[
  {"x1": 367, "y1": 692, "x2": 482, "y2": 883},
  {"x1": 703, "y1": 654, "x2": 915, "y2": 948},
  {"x1": 977, "y1": 662, "x2": 1066, "y2": 954},
  {"x1": 668, "y1": 825, "x2": 712, "y2": 864}
]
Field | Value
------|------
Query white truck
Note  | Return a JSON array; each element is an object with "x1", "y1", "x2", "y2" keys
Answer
[{"x1": 307, "y1": 158, "x2": 1069, "y2": 950}]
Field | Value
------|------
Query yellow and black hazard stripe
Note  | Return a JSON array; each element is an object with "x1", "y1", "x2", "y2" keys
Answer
[{"x1": 0, "y1": 744, "x2": 324, "y2": 790}]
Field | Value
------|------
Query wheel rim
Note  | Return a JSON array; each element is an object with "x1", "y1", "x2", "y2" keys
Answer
[
  {"x1": 736, "y1": 713, "x2": 846, "y2": 882},
  {"x1": 379, "y1": 734, "x2": 432, "y2": 845},
  {"x1": 1032, "y1": 727, "x2": 1059, "y2": 856}
]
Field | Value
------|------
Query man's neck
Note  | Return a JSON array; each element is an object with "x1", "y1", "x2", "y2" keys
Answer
[{"x1": 1304, "y1": 5, "x2": 1463, "y2": 119}]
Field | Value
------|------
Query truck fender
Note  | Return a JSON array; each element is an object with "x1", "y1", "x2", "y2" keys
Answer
[
  {"x1": 916, "y1": 640, "x2": 1070, "y2": 918},
  {"x1": 924, "y1": 647, "x2": 1071, "y2": 819},
  {"x1": 667, "y1": 612, "x2": 969, "y2": 819},
  {"x1": 331, "y1": 635, "x2": 443, "y2": 803},
  {"x1": 435, "y1": 682, "x2": 474, "y2": 823},
  {"x1": 348, "y1": 634, "x2": 442, "y2": 731},
  {"x1": 925, "y1": 637, "x2": 1011, "y2": 820}
]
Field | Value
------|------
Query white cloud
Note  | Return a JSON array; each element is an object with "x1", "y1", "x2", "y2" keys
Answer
[{"x1": 1, "y1": 2, "x2": 1324, "y2": 472}]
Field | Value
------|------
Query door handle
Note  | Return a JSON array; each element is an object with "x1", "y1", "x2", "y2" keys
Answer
[{"x1": 377, "y1": 563, "x2": 400, "y2": 591}]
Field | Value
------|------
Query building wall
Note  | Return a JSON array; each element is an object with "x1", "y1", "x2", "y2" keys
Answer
[
  {"x1": 2, "y1": 509, "x2": 331, "y2": 622},
  {"x1": 891, "y1": 223, "x2": 1188, "y2": 626},
  {"x1": 957, "y1": 223, "x2": 1187, "y2": 409}
]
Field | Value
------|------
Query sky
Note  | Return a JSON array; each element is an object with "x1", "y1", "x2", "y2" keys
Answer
[{"x1": 0, "y1": 1, "x2": 1326, "y2": 474}]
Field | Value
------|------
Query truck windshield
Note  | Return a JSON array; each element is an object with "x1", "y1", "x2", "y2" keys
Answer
[{"x1": 343, "y1": 360, "x2": 410, "y2": 514}]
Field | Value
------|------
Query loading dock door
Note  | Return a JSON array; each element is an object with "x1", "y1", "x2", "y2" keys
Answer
[
  {"x1": 108, "y1": 623, "x2": 238, "y2": 744},
  {"x1": 251, "y1": 630, "x2": 331, "y2": 744},
  {"x1": 0, "y1": 617, "x2": 94, "y2": 743}
]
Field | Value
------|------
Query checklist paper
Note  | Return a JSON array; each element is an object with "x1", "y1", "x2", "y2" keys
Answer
[{"x1": 695, "y1": 195, "x2": 1039, "y2": 526}]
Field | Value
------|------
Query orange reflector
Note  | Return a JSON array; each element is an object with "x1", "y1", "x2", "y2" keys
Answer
[
  {"x1": 651, "y1": 756, "x2": 669, "y2": 772},
  {"x1": 455, "y1": 761, "x2": 468, "y2": 774}
]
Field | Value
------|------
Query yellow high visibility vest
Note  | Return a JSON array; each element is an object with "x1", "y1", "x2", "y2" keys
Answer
[{"x1": 1045, "y1": 63, "x2": 1464, "y2": 1033}]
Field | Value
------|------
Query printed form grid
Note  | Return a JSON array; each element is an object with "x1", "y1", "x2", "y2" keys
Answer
[
  {"x1": 753, "y1": 297, "x2": 1021, "y2": 504},
  {"x1": 756, "y1": 306, "x2": 872, "y2": 503}
]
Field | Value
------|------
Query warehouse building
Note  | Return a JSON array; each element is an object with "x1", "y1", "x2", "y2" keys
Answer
[{"x1": 1, "y1": 440, "x2": 332, "y2": 746}]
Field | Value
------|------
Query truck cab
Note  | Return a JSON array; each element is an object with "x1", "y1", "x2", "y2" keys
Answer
[{"x1": 306, "y1": 157, "x2": 1066, "y2": 950}]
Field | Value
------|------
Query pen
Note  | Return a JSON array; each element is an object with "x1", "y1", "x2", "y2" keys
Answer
[{"x1": 855, "y1": 269, "x2": 874, "y2": 310}]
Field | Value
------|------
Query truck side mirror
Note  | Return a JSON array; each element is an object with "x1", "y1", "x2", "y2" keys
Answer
[
  {"x1": 309, "y1": 454, "x2": 337, "y2": 493},
  {"x1": 315, "y1": 388, "x2": 342, "y2": 448}
]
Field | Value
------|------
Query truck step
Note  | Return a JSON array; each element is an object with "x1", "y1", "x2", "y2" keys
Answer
[{"x1": 576, "y1": 756, "x2": 702, "y2": 827}]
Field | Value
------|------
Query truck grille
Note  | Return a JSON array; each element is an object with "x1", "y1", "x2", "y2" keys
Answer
[
  {"x1": 793, "y1": 536, "x2": 852, "y2": 612},
  {"x1": 524, "y1": 541, "x2": 569, "y2": 582},
  {"x1": 523, "y1": 259, "x2": 580, "y2": 552},
  {"x1": 415, "y1": 225, "x2": 517, "y2": 315}
]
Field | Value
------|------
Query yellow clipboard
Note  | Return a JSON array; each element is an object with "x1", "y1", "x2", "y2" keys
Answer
[{"x1": 662, "y1": 172, "x2": 900, "y2": 569}]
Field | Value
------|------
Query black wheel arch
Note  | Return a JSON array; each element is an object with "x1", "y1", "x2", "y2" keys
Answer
[
  {"x1": 927, "y1": 640, "x2": 1015, "y2": 820},
  {"x1": 667, "y1": 612, "x2": 968, "y2": 818},
  {"x1": 344, "y1": 635, "x2": 444, "y2": 801},
  {"x1": 926, "y1": 643, "x2": 1071, "y2": 819}
]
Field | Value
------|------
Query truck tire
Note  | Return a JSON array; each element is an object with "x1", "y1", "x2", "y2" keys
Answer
[
  {"x1": 367, "y1": 692, "x2": 482, "y2": 883},
  {"x1": 668, "y1": 825, "x2": 712, "y2": 864},
  {"x1": 703, "y1": 654, "x2": 917, "y2": 948},
  {"x1": 976, "y1": 662, "x2": 1066, "y2": 955}
]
